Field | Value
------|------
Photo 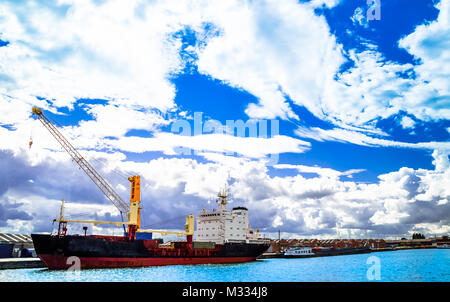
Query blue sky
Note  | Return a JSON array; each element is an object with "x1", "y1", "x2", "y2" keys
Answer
[
  {"x1": 0, "y1": 0, "x2": 449, "y2": 238},
  {"x1": 36, "y1": 0, "x2": 447, "y2": 181}
]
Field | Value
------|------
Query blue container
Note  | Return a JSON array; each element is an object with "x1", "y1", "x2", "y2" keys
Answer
[
  {"x1": 124, "y1": 232, "x2": 153, "y2": 240},
  {"x1": 136, "y1": 233, "x2": 153, "y2": 240},
  {"x1": 0, "y1": 243, "x2": 14, "y2": 258}
]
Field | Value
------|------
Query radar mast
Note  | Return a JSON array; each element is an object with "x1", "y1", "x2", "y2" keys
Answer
[{"x1": 216, "y1": 184, "x2": 230, "y2": 211}]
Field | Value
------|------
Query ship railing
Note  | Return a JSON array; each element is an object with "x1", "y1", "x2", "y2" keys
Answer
[
  {"x1": 225, "y1": 239, "x2": 247, "y2": 244},
  {"x1": 226, "y1": 239, "x2": 269, "y2": 244}
]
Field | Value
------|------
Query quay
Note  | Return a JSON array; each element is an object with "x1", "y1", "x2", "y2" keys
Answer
[
  {"x1": 259, "y1": 236, "x2": 450, "y2": 258},
  {"x1": 0, "y1": 233, "x2": 44, "y2": 270},
  {"x1": 258, "y1": 252, "x2": 281, "y2": 259},
  {"x1": 0, "y1": 258, "x2": 44, "y2": 270}
]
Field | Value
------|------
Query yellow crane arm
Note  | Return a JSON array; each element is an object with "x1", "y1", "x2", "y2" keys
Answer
[
  {"x1": 138, "y1": 214, "x2": 195, "y2": 237},
  {"x1": 32, "y1": 106, "x2": 193, "y2": 241},
  {"x1": 54, "y1": 219, "x2": 131, "y2": 227},
  {"x1": 31, "y1": 107, "x2": 129, "y2": 214}
]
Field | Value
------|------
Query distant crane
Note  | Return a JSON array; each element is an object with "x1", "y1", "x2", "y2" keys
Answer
[{"x1": 31, "y1": 106, "x2": 194, "y2": 241}]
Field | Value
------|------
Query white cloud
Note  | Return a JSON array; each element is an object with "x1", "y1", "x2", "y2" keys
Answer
[
  {"x1": 192, "y1": 0, "x2": 449, "y2": 145},
  {"x1": 399, "y1": 116, "x2": 415, "y2": 129},
  {"x1": 322, "y1": 49, "x2": 416, "y2": 126},
  {"x1": 307, "y1": 0, "x2": 342, "y2": 9},
  {"x1": 351, "y1": 7, "x2": 368, "y2": 28},
  {"x1": 398, "y1": 0, "x2": 450, "y2": 121},
  {"x1": 1, "y1": 143, "x2": 449, "y2": 238},
  {"x1": 0, "y1": 0, "x2": 185, "y2": 118},
  {"x1": 432, "y1": 149, "x2": 450, "y2": 173},
  {"x1": 100, "y1": 132, "x2": 310, "y2": 160},
  {"x1": 194, "y1": 0, "x2": 345, "y2": 120},
  {"x1": 273, "y1": 163, "x2": 365, "y2": 179},
  {"x1": 62, "y1": 103, "x2": 171, "y2": 148},
  {"x1": 295, "y1": 125, "x2": 450, "y2": 152},
  {"x1": 1, "y1": 0, "x2": 447, "y2": 152}
]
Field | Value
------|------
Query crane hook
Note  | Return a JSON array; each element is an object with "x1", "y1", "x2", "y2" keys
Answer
[{"x1": 28, "y1": 135, "x2": 33, "y2": 149}]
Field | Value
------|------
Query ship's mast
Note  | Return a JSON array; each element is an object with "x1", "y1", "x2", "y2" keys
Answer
[{"x1": 216, "y1": 184, "x2": 229, "y2": 211}]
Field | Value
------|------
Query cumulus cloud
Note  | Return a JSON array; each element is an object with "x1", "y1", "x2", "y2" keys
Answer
[
  {"x1": 398, "y1": 0, "x2": 450, "y2": 121},
  {"x1": 194, "y1": 0, "x2": 345, "y2": 121},
  {"x1": 0, "y1": 0, "x2": 183, "y2": 113},
  {"x1": 1, "y1": 143, "x2": 449, "y2": 238},
  {"x1": 0, "y1": 199, "x2": 33, "y2": 227}
]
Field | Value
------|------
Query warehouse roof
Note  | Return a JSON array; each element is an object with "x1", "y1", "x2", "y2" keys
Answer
[{"x1": 0, "y1": 233, "x2": 33, "y2": 244}]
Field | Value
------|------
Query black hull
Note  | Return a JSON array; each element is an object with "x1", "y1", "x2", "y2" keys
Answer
[
  {"x1": 279, "y1": 254, "x2": 315, "y2": 258},
  {"x1": 314, "y1": 247, "x2": 371, "y2": 256},
  {"x1": 31, "y1": 234, "x2": 268, "y2": 258}
]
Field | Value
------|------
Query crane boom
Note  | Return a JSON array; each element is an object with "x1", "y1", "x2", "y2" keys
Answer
[
  {"x1": 31, "y1": 107, "x2": 129, "y2": 214},
  {"x1": 32, "y1": 106, "x2": 194, "y2": 240}
]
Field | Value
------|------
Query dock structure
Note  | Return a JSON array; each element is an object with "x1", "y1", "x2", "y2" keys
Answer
[
  {"x1": 0, "y1": 258, "x2": 44, "y2": 270},
  {"x1": 385, "y1": 236, "x2": 450, "y2": 248},
  {"x1": 260, "y1": 236, "x2": 449, "y2": 258},
  {"x1": 265, "y1": 238, "x2": 387, "y2": 253},
  {"x1": 0, "y1": 233, "x2": 34, "y2": 246},
  {"x1": 0, "y1": 233, "x2": 44, "y2": 269},
  {"x1": 0, "y1": 233, "x2": 35, "y2": 258}
]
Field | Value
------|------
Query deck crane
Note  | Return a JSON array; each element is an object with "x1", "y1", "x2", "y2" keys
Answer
[{"x1": 31, "y1": 107, "x2": 194, "y2": 241}]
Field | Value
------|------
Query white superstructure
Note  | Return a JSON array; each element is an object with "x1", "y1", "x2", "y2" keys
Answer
[{"x1": 196, "y1": 187, "x2": 261, "y2": 244}]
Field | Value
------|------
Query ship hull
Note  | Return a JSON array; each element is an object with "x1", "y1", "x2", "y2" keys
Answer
[
  {"x1": 31, "y1": 234, "x2": 269, "y2": 270},
  {"x1": 314, "y1": 247, "x2": 371, "y2": 256},
  {"x1": 37, "y1": 254, "x2": 258, "y2": 269},
  {"x1": 279, "y1": 254, "x2": 315, "y2": 258}
]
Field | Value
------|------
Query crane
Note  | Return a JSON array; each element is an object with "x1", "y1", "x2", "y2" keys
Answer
[{"x1": 32, "y1": 106, "x2": 194, "y2": 241}]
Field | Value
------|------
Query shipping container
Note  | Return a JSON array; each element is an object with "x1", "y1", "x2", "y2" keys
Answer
[
  {"x1": 0, "y1": 243, "x2": 14, "y2": 258},
  {"x1": 193, "y1": 241, "x2": 216, "y2": 249},
  {"x1": 136, "y1": 232, "x2": 153, "y2": 240}
]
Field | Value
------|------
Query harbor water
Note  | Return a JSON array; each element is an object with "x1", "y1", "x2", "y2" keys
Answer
[{"x1": 0, "y1": 249, "x2": 448, "y2": 282}]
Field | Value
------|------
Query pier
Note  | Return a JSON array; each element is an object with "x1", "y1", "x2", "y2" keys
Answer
[{"x1": 0, "y1": 258, "x2": 44, "y2": 270}]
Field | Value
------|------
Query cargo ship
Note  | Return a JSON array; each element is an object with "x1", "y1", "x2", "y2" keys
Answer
[
  {"x1": 31, "y1": 234, "x2": 269, "y2": 269},
  {"x1": 31, "y1": 189, "x2": 269, "y2": 269},
  {"x1": 30, "y1": 107, "x2": 269, "y2": 269}
]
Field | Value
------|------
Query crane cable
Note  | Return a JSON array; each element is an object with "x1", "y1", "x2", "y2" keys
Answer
[
  {"x1": 33, "y1": 107, "x2": 128, "y2": 212},
  {"x1": 35, "y1": 110, "x2": 134, "y2": 193},
  {"x1": 41, "y1": 112, "x2": 131, "y2": 182},
  {"x1": 140, "y1": 214, "x2": 188, "y2": 229},
  {"x1": 31, "y1": 108, "x2": 170, "y2": 232}
]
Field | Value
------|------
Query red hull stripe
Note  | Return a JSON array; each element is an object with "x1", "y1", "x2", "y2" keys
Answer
[{"x1": 38, "y1": 254, "x2": 257, "y2": 269}]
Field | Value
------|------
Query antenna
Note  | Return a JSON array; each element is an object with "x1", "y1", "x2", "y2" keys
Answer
[{"x1": 216, "y1": 183, "x2": 229, "y2": 211}]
